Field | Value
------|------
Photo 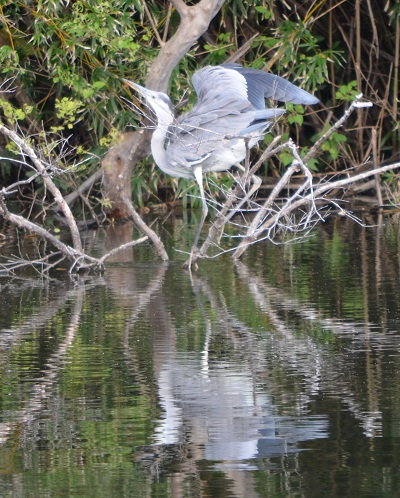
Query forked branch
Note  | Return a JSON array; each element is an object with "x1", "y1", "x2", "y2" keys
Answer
[
  {"x1": 0, "y1": 123, "x2": 149, "y2": 274},
  {"x1": 188, "y1": 94, "x2": 400, "y2": 264}
]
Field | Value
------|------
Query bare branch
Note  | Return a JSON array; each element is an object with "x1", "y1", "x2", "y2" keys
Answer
[
  {"x1": 304, "y1": 94, "x2": 373, "y2": 163},
  {"x1": 98, "y1": 237, "x2": 149, "y2": 264},
  {"x1": 0, "y1": 136, "x2": 150, "y2": 275},
  {"x1": 180, "y1": 94, "x2": 397, "y2": 265},
  {"x1": 0, "y1": 122, "x2": 82, "y2": 252},
  {"x1": 146, "y1": 0, "x2": 226, "y2": 92},
  {"x1": 121, "y1": 195, "x2": 169, "y2": 261}
]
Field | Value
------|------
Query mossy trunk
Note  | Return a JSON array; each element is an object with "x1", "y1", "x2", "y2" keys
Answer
[{"x1": 101, "y1": 131, "x2": 150, "y2": 219}]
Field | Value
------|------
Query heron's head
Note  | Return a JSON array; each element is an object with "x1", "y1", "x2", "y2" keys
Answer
[{"x1": 124, "y1": 79, "x2": 174, "y2": 124}]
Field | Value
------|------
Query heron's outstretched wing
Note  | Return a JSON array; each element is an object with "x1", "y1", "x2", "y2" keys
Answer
[
  {"x1": 222, "y1": 63, "x2": 320, "y2": 108},
  {"x1": 166, "y1": 65, "x2": 282, "y2": 164}
]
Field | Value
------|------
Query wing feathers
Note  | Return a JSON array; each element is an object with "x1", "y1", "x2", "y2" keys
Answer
[
  {"x1": 222, "y1": 63, "x2": 320, "y2": 107},
  {"x1": 165, "y1": 63, "x2": 318, "y2": 167}
]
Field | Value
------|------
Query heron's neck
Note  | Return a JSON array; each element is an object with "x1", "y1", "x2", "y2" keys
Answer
[
  {"x1": 150, "y1": 114, "x2": 174, "y2": 173},
  {"x1": 151, "y1": 126, "x2": 169, "y2": 170}
]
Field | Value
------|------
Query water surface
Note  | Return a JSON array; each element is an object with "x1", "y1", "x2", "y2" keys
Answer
[{"x1": 1, "y1": 211, "x2": 400, "y2": 497}]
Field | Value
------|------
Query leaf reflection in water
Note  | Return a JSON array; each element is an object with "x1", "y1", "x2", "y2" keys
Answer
[{"x1": 2, "y1": 215, "x2": 400, "y2": 497}]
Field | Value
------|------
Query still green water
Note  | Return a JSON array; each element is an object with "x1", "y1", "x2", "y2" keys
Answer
[{"x1": 1, "y1": 211, "x2": 400, "y2": 497}]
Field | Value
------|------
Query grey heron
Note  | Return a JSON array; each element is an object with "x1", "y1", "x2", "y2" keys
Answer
[{"x1": 125, "y1": 63, "x2": 319, "y2": 269}]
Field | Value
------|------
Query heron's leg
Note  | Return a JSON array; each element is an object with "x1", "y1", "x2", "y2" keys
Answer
[
  {"x1": 192, "y1": 175, "x2": 208, "y2": 250},
  {"x1": 183, "y1": 166, "x2": 208, "y2": 270}
]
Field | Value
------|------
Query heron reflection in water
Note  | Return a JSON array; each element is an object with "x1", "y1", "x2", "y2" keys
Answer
[{"x1": 125, "y1": 63, "x2": 319, "y2": 269}]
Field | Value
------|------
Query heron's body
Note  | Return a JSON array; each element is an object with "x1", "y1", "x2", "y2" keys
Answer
[
  {"x1": 155, "y1": 130, "x2": 265, "y2": 179},
  {"x1": 125, "y1": 63, "x2": 319, "y2": 268}
]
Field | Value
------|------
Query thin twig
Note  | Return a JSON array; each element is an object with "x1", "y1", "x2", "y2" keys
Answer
[
  {"x1": 143, "y1": 2, "x2": 165, "y2": 47},
  {"x1": 98, "y1": 237, "x2": 149, "y2": 264},
  {"x1": 0, "y1": 122, "x2": 83, "y2": 252},
  {"x1": 372, "y1": 127, "x2": 383, "y2": 206},
  {"x1": 303, "y1": 95, "x2": 373, "y2": 163}
]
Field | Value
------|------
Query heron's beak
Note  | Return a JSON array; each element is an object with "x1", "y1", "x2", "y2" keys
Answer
[{"x1": 124, "y1": 79, "x2": 148, "y2": 97}]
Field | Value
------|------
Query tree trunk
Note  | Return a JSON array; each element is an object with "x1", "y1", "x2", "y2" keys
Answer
[
  {"x1": 102, "y1": 131, "x2": 149, "y2": 219},
  {"x1": 101, "y1": 0, "x2": 225, "y2": 219}
]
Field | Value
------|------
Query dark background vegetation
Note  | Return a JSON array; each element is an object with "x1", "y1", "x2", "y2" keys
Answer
[{"x1": 0, "y1": 0, "x2": 399, "y2": 211}]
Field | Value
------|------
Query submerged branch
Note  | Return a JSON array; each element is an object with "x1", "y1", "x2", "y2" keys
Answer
[
  {"x1": 1, "y1": 90, "x2": 395, "y2": 274},
  {"x1": 190, "y1": 94, "x2": 393, "y2": 264},
  {"x1": 0, "y1": 124, "x2": 153, "y2": 275}
]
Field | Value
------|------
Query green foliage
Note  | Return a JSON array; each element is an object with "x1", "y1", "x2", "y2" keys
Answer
[
  {"x1": 306, "y1": 157, "x2": 320, "y2": 172},
  {"x1": 52, "y1": 97, "x2": 84, "y2": 131},
  {"x1": 313, "y1": 129, "x2": 348, "y2": 161},
  {"x1": 286, "y1": 103, "x2": 306, "y2": 126},
  {"x1": 0, "y1": 0, "x2": 147, "y2": 144},
  {"x1": 130, "y1": 160, "x2": 159, "y2": 208},
  {"x1": 321, "y1": 132, "x2": 347, "y2": 160},
  {"x1": 254, "y1": 19, "x2": 343, "y2": 92},
  {"x1": 0, "y1": 0, "x2": 398, "y2": 207},
  {"x1": 254, "y1": 5, "x2": 273, "y2": 20},
  {"x1": 0, "y1": 45, "x2": 19, "y2": 69},
  {"x1": 336, "y1": 81, "x2": 359, "y2": 101},
  {"x1": 278, "y1": 146, "x2": 320, "y2": 172},
  {"x1": 279, "y1": 150, "x2": 296, "y2": 168},
  {"x1": 0, "y1": 99, "x2": 31, "y2": 121},
  {"x1": 203, "y1": 33, "x2": 234, "y2": 65}
]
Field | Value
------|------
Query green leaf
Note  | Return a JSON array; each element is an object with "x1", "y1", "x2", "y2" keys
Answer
[
  {"x1": 279, "y1": 152, "x2": 295, "y2": 166},
  {"x1": 288, "y1": 114, "x2": 304, "y2": 125},
  {"x1": 306, "y1": 158, "x2": 319, "y2": 171},
  {"x1": 92, "y1": 81, "x2": 106, "y2": 90}
]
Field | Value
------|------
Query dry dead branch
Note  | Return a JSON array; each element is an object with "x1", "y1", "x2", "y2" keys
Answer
[
  {"x1": 182, "y1": 95, "x2": 400, "y2": 266},
  {"x1": 0, "y1": 123, "x2": 150, "y2": 275},
  {"x1": 2, "y1": 92, "x2": 400, "y2": 275}
]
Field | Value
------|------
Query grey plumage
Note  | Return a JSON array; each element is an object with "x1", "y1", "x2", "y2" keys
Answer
[{"x1": 125, "y1": 63, "x2": 319, "y2": 268}]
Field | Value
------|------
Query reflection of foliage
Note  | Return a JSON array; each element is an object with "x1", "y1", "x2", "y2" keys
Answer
[{"x1": 2, "y1": 214, "x2": 400, "y2": 494}]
